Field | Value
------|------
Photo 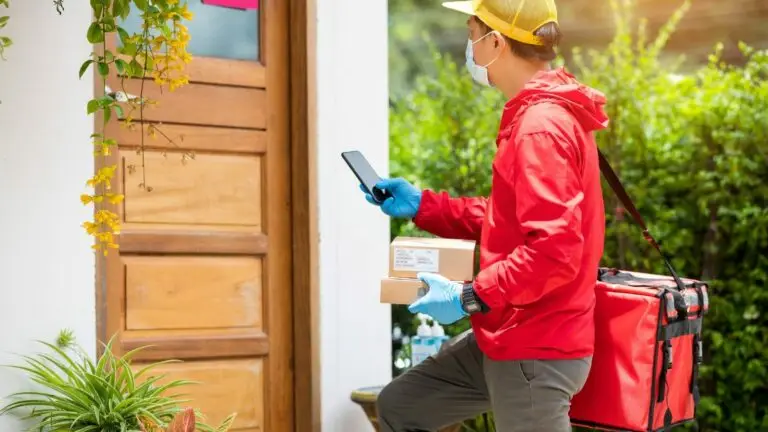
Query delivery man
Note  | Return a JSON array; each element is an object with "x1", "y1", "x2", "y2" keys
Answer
[{"x1": 360, "y1": 0, "x2": 610, "y2": 430}]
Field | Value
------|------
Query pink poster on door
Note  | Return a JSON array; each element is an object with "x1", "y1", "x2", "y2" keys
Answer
[{"x1": 202, "y1": 0, "x2": 259, "y2": 10}]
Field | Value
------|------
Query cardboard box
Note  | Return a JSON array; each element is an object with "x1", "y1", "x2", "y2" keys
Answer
[
  {"x1": 389, "y1": 236, "x2": 476, "y2": 281},
  {"x1": 380, "y1": 277, "x2": 429, "y2": 305}
]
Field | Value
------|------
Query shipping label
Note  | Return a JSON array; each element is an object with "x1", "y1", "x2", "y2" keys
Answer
[{"x1": 393, "y1": 247, "x2": 439, "y2": 273}]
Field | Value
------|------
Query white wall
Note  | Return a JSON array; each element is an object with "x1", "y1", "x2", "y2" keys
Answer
[
  {"x1": 313, "y1": 0, "x2": 393, "y2": 430},
  {"x1": 0, "y1": 1, "x2": 95, "y2": 429}
]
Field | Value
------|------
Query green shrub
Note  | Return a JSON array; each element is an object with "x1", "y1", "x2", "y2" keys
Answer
[
  {"x1": 571, "y1": 1, "x2": 768, "y2": 429},
  {"x1": 389, "y1": 0, "x2": 768, "y2": 430}
]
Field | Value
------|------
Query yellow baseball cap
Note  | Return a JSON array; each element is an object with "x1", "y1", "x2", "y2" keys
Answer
[{"x1": 442, "y1": 0, "x2": 558, "y2": 46}]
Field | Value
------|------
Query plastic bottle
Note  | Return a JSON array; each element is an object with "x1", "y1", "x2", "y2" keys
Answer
[
  {"x1": 392, "y1": 324, "x2": 403, "y2": 341},
  {"x1": 410, "y1": 314, "x2": 437, "y2": 366},
  {"x1": 430, "y1": 320, "x2": 449, "y2": 353}
]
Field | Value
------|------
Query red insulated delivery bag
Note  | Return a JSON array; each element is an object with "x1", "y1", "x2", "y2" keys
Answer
[
  {"x1": 569, "y1": 151, "x2": 710, "y2": 432},
  {"x1": 570, "y1": 268, "x2": 709, "y2": 431}
]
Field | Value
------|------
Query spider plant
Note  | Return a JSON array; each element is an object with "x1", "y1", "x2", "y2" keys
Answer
[{"x1": 0, "y1": 332, "x2": 235, "y2": 432}]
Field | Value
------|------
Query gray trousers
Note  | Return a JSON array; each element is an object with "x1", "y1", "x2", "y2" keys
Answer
[{"x1": 377, "y1": 330, "x2": 592, "y2": 432}]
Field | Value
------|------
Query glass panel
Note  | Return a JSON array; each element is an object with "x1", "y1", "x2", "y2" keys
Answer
[{"x1": 119, "y1": 0, "x2": 260, "y2": 61}]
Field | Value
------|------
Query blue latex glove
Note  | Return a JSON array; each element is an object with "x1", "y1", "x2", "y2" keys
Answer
[
  {"x1": 408, "y1": 272, "x2": 467, "y2": 325},
  {"x1": 359, "y1": 177, "x2": 422, "y2": 218}
]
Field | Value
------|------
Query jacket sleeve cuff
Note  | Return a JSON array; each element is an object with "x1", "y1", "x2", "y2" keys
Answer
[
  {"x1": 412, "y1": 189, "x2": 440, "y2": 231},
  {"x1": 472, "y1": 262, "x2": 508, "y2": 310}
]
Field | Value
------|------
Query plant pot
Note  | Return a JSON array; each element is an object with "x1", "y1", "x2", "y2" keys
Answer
[{"x1": 350, "y1": 386, "x2": 463, "y2": 432}]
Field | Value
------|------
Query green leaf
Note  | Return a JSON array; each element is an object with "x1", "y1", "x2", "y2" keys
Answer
[
  {"x1": 128, "y1": 59, "x2": 144, "y2": 77},
  {"x1": 216, "y1": 413, "x2": 237, "y2": 432},
  {"x1": 103, "y1": 106, "x2": 112, "y2": 123},
  {"x1": 134, "y1": 0, "x2": 149, "y2": 11},
  {"x1": 97, "y1": 62, "x2": 109, "y2": 77},
  {"x1": 160, "y1": 23, "x2": 173, "y2": 39},
  {"x1": 90, "y1": 0, "x2": 104, "y2": 17},
  {"x1": 0, "y1": 15, "x2": 9, "y2": 29},
  {"x1": 113, "y1": 104, "x2": 124, "y2": 119},
  {"x1": 86, "y1": 22, "x2": 104, "y2": 44},
  {"x1": 144, "y1": 55, "x2": 154, "y2": 72},
  {"x1": 0, "y1": 36, "x2": 10, "y2": 47},
  {"x1": 117, "y1": 26, "x2": 131, "y2": 44},
  {"x1": 112, "y1": 0, "x2": 127, "y2": 20},
  {"x1": 115, "y1": 59, "x2": 127, "y2": 75},
  {"x1": 79, "y1": 60, "x2": 94, "y2": 78},
  {"x1": 101, "y1": 15, "x2": 116, "y2": 33},
  {"x1": 119, "y1": 42, "x2": 138, "y2": 57},
  {"x1": 86, "y1": 99, "x2": 100, "y2": 114}
]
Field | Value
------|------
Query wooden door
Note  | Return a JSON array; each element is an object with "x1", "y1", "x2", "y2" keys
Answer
[{"x1": 97, "y1": 1, "x2": 294, "y2": 431}]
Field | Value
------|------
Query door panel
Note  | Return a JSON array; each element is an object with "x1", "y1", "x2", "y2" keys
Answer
[
  {"x1": 99, "y1": 0, "x2": 294, "y2": 430},
  {"x1": 124, "y1": 256, "x2": 263, "y2": 331},
  {"x1": 135, "y1": 359, "x2": 265, "y2": 430},
  {"x1": 122, "y1": 151, "x2": 263, "y2": 226},
  {"x1": 122, "y1": 327, "x2": 269, "y2": 361},
  {"x1": 107, "y1": 122, "x2": 267, "y2": 153},
  {"x1": 108, "y1": 76, "x2": 268, "y2": 128}
]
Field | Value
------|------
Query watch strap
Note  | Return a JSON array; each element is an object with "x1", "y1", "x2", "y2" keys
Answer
[{"x1": 461, "y1": 282, "x2": 489, "y2": 314}]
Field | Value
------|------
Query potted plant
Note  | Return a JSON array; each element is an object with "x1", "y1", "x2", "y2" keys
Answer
[{"x1": 0, "y1": 329, "x2": 235, "y2": 431}]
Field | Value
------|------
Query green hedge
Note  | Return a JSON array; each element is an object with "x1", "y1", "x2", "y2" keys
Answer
[{"x1": 389, "y1": 1, "x2": 768, "y2": 430}]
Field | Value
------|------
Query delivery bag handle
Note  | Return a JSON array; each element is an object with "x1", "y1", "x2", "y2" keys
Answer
[{"x1": 598, "y1": 149, "x2": 687, "y2": 292}]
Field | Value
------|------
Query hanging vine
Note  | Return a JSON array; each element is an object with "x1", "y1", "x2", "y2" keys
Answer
[
  {"x1": 78, "y1": 0, "x2": 193, "y2": 255},
  {"x1": 1, "y1": 0, "x2": 193, "y2": 255}
]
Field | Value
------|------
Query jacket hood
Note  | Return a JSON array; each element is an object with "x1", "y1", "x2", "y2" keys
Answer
[{"x1": 500, "y1": 67, "x2": 609, "y2": 134}]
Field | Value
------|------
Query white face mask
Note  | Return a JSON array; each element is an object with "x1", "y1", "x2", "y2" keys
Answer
[{"x1": 465, "y1": 31, "x2": 503, "y2": 87}]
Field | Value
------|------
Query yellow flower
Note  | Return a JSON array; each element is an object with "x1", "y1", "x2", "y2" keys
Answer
[
  {"x1": 94, "y1": 143, "x2": 111, "y2": 156},
  {"x1": 106, "y1": 193, "x2": 125, "y2": 204},
  {"x1": 180, "y1": 8, "x2": 193, "y2": 21},
  {"x1": 82, "y1": 222, "x2": 98, "y2": 235}
]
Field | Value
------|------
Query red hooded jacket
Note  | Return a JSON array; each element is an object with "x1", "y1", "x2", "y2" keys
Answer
[{"x1": 413, "y1": 68, "x2": 609, "y2": 361}]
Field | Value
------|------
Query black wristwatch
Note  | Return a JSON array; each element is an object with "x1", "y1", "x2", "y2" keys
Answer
[{"x1": 460, "y1": 282, "x2": 489, "y2": 315}]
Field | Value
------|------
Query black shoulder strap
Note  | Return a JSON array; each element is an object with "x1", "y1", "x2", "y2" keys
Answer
[{"x1": 598, "y1": 149, "x2": 687, "y2": 291}]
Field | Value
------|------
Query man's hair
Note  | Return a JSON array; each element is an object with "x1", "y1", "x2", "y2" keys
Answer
[{"x1": 473, "y1": 16, "x2": 561, "y2": 62}]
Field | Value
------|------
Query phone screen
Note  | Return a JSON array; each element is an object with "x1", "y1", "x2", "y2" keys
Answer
[{"x1": 341, "y1": 151, "x2": 391, "y2": 203}]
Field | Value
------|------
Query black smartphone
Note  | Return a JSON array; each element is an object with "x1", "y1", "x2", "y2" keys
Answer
[{"x1": 341, "y1": 150, "x2": 393, "y2": 204}]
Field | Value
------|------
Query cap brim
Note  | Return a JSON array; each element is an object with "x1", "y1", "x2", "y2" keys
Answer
[{"x1": 441, "y1": 1, "x2": 475, "y2": 16}]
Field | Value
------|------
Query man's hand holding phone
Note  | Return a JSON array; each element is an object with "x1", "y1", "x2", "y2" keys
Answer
[{"x1": 360, "y1": 177, "x2": 422, "y2": 219}]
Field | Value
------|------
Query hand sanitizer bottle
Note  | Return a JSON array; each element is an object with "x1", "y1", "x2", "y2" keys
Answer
[
  {"x1": 430, "y1": 320, "x2": 449, "y2": 353},
  {"x1": 411, "y1": 314, "x2": 436, "y2": 366}
]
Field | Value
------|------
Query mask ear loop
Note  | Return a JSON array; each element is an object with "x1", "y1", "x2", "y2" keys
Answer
[{"x1": 472, "y1": 30, "x2": 505, "y2": 69}]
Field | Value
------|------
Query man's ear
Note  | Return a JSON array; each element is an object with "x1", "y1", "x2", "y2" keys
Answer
[{"x1": 492, "y1": 31, "x2": 504, "y2": 49}]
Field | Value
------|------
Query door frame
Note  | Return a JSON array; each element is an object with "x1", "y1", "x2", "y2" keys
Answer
[
  {"x1": 93, "y1": 0, "x2": 317, "y2": 429},
  {"x1": 288, "y1": 0, "x2": 317, "y2": 430}
]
